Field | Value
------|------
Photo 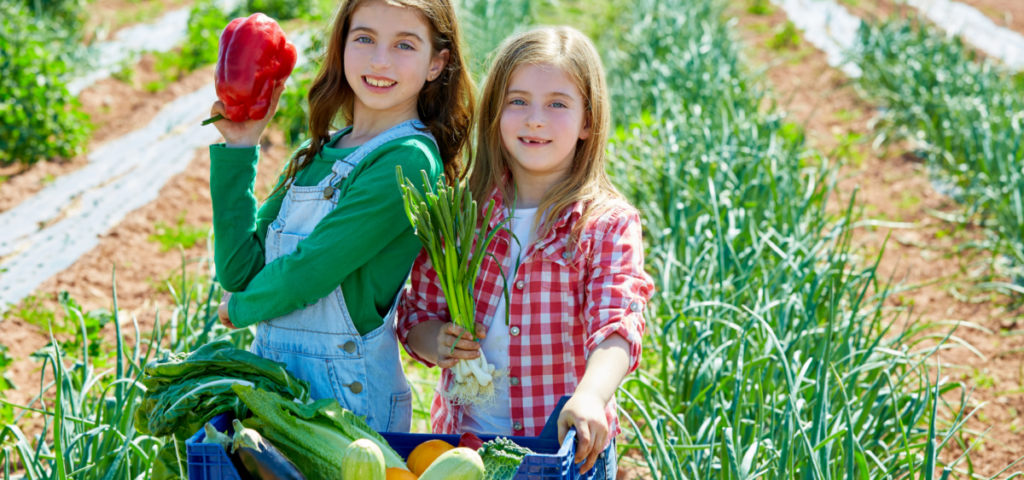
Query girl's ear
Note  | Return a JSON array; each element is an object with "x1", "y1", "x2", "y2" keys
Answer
[
  {"x1": 579, "y1": 115, "x2": 591, "y2": 140},
  {"x1": 428, "y1": 49, "x2": 450, "y2": 82}
]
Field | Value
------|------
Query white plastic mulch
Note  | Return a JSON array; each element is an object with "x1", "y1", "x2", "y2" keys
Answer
[
  {"x1": 767, "y1": 0, "x2": 864, "y2": 77},
  {"x1": 769, "y1": 0, "x2": 1024, "y2": 76},
  {"x1": 904, "y1": 0, "x2": 1024, "y2": 71}
]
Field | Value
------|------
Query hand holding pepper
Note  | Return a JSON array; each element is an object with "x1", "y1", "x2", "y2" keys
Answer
[
  {"x1": 209, "y1": 83, "x2": 285, "y2": 148},
  {"x1": 203, "y1": 13, "x2": 297, "y2": 146}
]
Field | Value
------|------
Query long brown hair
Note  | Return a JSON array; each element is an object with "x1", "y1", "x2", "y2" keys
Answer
[
  {"x1": 275, "y1": 0, "x2": 474, "y2": 198},
  {"x1": 468, "y1": 26, "x2": 626, "y2": 246}
]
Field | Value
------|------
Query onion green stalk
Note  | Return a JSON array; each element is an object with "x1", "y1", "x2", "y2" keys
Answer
[{"x1": 396, "y1": 167, "x2": 510, "y2": 405}]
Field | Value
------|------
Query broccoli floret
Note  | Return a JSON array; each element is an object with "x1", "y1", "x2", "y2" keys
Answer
[{"x1": 479, "y1": 437, "x2": 534, "y2": 480}]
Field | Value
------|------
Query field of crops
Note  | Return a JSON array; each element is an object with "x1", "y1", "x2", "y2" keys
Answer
[{"x1": 1, "y1": 0, "x2": 1023, "y2": 478}]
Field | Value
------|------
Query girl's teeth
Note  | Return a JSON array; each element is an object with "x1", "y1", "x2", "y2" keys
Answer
[{"x1": 366, "y1": 77, "x2": 396, "y2": 87}]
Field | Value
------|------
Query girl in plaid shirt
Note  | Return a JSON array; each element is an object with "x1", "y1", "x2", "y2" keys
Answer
[{"x1": 398, "y1": 26, "x2": 654, "y2": 477}]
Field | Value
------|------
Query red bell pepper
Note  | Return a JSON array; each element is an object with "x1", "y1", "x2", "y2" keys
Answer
[{"x1": 202, "y1": 13, "x2": 297, "y2": 125}]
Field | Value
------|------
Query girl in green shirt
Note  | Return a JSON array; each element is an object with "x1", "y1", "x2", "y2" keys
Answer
[{"x1": 206, "y1": 0, "x2": 474, "y2": 433}]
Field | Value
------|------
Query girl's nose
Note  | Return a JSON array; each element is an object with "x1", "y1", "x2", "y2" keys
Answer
[
  {"x1": 370, "y1": 45, "x2": 391, "y2": 69},
  {"x1": 525, "y1": 106, "x2": 545, "y2": 128}
]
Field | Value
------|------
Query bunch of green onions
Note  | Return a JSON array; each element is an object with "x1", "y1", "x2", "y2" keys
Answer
[
  {"x1": 396, "y1": 166, "x2": 507, "y2": 340},
  {"x1": 397, "y1": 167, "x2": 511, "y2": 402}
]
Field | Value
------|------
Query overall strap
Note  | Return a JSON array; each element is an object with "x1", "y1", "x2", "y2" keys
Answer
[{"x1": 330, "y1": 119, "x2": 438, "y2": 178}]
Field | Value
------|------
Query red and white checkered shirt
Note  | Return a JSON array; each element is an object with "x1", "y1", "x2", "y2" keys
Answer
[{"x1": 397, "y1": 188, "x2": 654, "y2": 439}]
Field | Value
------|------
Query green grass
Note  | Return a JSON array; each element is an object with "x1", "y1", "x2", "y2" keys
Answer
[
  {"x1": 148, "y1": 212, "x2": 209, "y2": 253},
  {"x1": 853, "y1": 18, "x2": 1024, "y2": 296},
  {"x1": 767, "y1": 21, "x2": 802, "y2": 50},
  {"x1": 747, "y1": 0, "x2": 774, "y2": 15}
]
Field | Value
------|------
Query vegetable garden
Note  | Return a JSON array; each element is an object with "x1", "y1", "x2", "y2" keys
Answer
[{"x1": 1, "y1": 0, "x2": 1023, "y2": 478}]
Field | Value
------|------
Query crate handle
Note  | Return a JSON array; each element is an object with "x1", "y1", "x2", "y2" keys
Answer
[{"x1": 537, "y1": 396, "x2": 572, "y2": 441}]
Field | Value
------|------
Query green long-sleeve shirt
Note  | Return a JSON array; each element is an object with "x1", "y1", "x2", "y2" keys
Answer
[{"x1": 210, "y1": 129, "x2": 441, "y2": 335}]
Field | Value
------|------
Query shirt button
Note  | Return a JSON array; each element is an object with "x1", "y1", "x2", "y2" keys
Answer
[
  {"x1": 630, "y1": 301, "x2": 643, "y2": 313},
  {"x1": 513, "y1": 421, "x2": 523, "y2": 431},
  {"x1": 562, "y1": 251, "x2": 571, "y2": 260},
  {"x1": 510, "y1": 326, "x2": 520, "y2": 336},
  {"x1": 348, "y1": 381, "x2": 363, "y2": 394},
  {"x1": 515, "y1": 280, "x2": 524, "y2": 290},
  {"x1": 510, "y1": 376, "x2": 519, "y2": 386}
]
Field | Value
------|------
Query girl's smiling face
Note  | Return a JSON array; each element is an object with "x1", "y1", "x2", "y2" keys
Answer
[
  {"x1": 344, "y1": 1, "x2": 448, "y2": 119},
  {"x1": 500, "y1": 63, "x2": 590, "y2": 181}
]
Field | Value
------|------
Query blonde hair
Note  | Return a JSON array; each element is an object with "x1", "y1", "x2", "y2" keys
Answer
[{"x1": 468, "y1": 26, "x2": 626, "y2": 247}]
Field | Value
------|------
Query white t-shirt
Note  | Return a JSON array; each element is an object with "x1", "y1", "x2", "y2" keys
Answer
[{"x1": 461, "y1": 206, "x2": 538, "y2": 435}]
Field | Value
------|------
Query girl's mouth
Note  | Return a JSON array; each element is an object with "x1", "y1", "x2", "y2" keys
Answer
[
  {"x1": 363, "y1": 76, "x2": 397, "y2": 92},
  {"x1": 519, "y1": 137, "x2": 551, "y2": 147}
]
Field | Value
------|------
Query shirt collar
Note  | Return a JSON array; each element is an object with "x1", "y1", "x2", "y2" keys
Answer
[{"x1": 483, "y1": 186, "x2": 585, "y2": 246}]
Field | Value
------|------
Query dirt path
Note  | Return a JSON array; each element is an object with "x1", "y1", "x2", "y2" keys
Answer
[{"x1": 729, "y1": 3, "x2": 1024, "y2": 476}]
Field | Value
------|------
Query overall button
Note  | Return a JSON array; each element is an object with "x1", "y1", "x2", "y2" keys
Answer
[
  {"x1": 513, "y1": 421, "x2": 523, "y2": 431},
  {"x1": 515, "y1": 280, "x2": 525, "y2": 290},
  {"x1": 510, "y1": 326, "x2": 520, "y2": 336},
  {"x1": 323, "y1": 185, "x2": 336, "y2": 199},
  {"x1": 339, "y1": 341, "x2": 356, "y2": 353},
  {"x1": 347, "y1": 382, "x2": 363, "y2": 394},
  {"x1": 509, "y1": 376, "x2": 519, "y2": 386}
]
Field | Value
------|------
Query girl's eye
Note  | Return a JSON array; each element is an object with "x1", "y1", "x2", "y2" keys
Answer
[
  {"x1": 551, "y1": 101, "x2": 567, "y2": 108},
  {"x1": 510, "y1": 99, "x2": 526, "y2": 106},
  {"x1": 398, "y1": 43, "x2": 414, "y2": 50},
  {"x1": 355, "y1": 36, "x2": 372, "y2": 44}
]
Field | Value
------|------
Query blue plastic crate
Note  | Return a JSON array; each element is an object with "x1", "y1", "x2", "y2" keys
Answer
[{"x1": 185, "y1": 396, "x2": 599, "y2": 480}]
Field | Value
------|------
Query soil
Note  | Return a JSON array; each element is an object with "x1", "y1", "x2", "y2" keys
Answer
[
  {"x1": 0, "y1": 57, "x2": 215, "y2": 216},
  {"x1": 729, "y1": 3, "x2": 1024, "y2": 477}
]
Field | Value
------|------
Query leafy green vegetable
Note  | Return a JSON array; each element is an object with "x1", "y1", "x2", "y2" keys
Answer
[
  {"x1": 135, "y1": 341, "x2": 310, "y2": 439},
  {"x1": 233, "y1": 384, "x2": 409, "y2": 478},
  {"x1": 0, "y1": 0, "x2": 91, "y2": 166},
  {"x1": 478, "y1": 437, "x2": 533, "y2": 480}
]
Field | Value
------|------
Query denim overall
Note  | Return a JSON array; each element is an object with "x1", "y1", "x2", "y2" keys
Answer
[{"x1": 250, "y1": 120, "x2": 436, "y2": 433}]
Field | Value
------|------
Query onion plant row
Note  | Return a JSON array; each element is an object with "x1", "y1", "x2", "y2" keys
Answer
[
  {"x1": 0, "y1": 255, "x2": 250, "y2": 479},
  {"x1": 852, "y1": 18, "x2": 1024, "y2": 293},
  {"x1": 600, "y1": 0, "x2": 982, "y2": 478}
]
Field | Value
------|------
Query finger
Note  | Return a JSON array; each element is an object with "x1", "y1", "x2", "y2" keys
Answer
[
  {"x1": 474, "y1": 322, "x2": 488, "y2": 339},
  {"x1": 574, "y1": 419, "x2": 591, "y2": 465},
  {"x1": 445, "y1": 322, "x2": 465, "y2": 337},
  {"x1": 438, "y1": 357, "x2": 458, "y2": 369},
  {"x1": 445, "y1": 345, "x2": 480, "y2": 360},
  {"x1": 453, "y1": 336, "x2": 482, "y2": 351},
  {"x1": 267, "y1": 83, "x2": 286, "y2": 118},
  {"x1": 582, "y1": 421, "x2": 605, "y2": 473},
  {"x1": 210, "y1": 101, "x2": 226, "y2": 119},
  {"x1": 557, "y1": 411, "x2": 570, "y2": 445}
]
